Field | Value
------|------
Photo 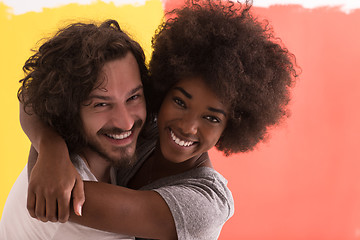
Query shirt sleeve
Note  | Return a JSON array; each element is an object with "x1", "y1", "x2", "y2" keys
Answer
[{"x1": 152, "y1": 169, "x2": 234, "y2": 240}]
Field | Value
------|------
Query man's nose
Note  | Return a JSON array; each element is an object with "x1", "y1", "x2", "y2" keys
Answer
[{"x1": 111, "y1": 105, "x2": 134, "y2": 131}]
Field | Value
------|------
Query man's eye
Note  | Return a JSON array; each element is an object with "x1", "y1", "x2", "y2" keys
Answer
[
  {"x1": 174, "y1": 98, "x2": 185, "y2": 108},
  {"x1": 94, "y1": 103, "x2": 107, "y2": 107},
  {"x1": 127, "y1": 94, "x2": 140, "y2": 102},
  {"x1": 204, "y1": 115, "x2": 220, "y2": 123}
]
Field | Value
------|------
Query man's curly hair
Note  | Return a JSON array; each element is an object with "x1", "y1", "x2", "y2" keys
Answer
[
  {"x1": 18, "y1": 19, "x2": 149, "y2": 152},
  {"x1": 148, "y1": 0, "x2": 299, "y2": 155}
]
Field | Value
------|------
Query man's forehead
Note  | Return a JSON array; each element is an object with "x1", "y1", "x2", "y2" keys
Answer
[
  {"x1": 95, "y1": 86, "x2": 108, "y2": 93},
  {"x1": 88, "y1": 83, "x2": 143, "y2": 99},
  {"x1": 94, "y1": 71, "x2": 110, "y2": 90},
  {"x1": 88, "y1": 53, "x2": 143, "y2": 97}
]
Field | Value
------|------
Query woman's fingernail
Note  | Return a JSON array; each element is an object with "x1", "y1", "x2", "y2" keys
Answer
[{"x1": 77, "y1": 206, "x2": 82, "y2": 216}]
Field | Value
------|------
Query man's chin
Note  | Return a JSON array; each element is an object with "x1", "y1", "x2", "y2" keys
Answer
[
  {"x1": 88, "y1": 142, "x2": 137, "y2": 169},
  {"x1": 110, "y1": 152, "x2": 137, "y2": 169}
]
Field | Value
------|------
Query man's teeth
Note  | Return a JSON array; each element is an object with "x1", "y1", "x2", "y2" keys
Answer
[
  {"x1": 170, "y1": 130, "x2": 194, "y2": 147},
  {"x1": 106, "y1": 131, "x2": 131, "y2": 140}
]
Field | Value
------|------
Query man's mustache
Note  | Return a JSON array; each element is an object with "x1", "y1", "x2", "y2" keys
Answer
[{"x1": 97, "y1": 119, "x2": 143, "y2": 135}]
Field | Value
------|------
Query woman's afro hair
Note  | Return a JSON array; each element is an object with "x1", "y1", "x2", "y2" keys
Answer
[{"x1": 148, "y1": 0, "x2": 299, "y2": 155}]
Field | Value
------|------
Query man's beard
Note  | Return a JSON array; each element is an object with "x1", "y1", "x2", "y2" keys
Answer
[
  {"x1": 84, "y1": 119, "x2": 143, "y2": 169},
  {"x1": 88, "y1": 142, "x2": 137, "y2": 169}
]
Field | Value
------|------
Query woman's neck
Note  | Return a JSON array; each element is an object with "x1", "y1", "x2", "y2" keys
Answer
[
  {"x1": 128, "y1": 145, "x2": 212, "y2": 189},
  {"x1": 152, "y1": 146, "x2": 210, "y2": 173}
]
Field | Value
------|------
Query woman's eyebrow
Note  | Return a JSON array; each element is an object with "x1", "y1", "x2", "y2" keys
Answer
[
  {"x1": 173, "y1": 86, "x2": 192, "y2": 99},
  {"x1": 173, "y1": 86, "x2": 226, "y2": 116},
  {"x1": 208, "y1": 107, "x2": 227, "y2": 117}
]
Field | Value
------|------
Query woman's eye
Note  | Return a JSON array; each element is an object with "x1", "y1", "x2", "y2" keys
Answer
[
  {"x1": 204, "y1": 115, "x2": 220, "y2": 123},
  {"x1": 174, "y1": 98, "x2": 186, "y2": 108}
]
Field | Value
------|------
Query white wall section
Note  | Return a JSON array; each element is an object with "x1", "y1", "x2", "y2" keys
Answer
[{"x1": 1, "y1": 0, "x2": 359, "y2": 16}]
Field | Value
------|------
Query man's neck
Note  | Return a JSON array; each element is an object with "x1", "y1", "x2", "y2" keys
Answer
[{"x1": 79, "y1": 149, "x2": 112, "y2": 183}]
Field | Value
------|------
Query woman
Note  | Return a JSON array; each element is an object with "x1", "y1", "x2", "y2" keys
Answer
[{"x1": 20, "y1": 0, "x2": 298, "y2": 239}]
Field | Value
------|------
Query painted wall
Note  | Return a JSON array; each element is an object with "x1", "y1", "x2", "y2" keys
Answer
[{"x1": 1, "y1": 0, "x2": 360, "y2": 239}]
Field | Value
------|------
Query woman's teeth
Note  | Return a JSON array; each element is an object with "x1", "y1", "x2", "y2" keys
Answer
[{"x1": 170, "y1": 130, "x2": 195, "y2": 147}]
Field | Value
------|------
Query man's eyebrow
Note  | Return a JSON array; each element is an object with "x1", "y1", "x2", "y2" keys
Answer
[
  {"x1": 88, "y1": 85, "x2": 143, "y2": 100},
  {"x1": 173, "y1": 86, "x2": 192, "y2": 99},
  {"x1": 128, "y1": 85, "x2": 143, "y2": 96},
  {"x1": 208, "y1": 107, "x2": 227, "y2": 117},
  {"x1": 87, "y1": 95, "x2": 111, "y2": 101}
]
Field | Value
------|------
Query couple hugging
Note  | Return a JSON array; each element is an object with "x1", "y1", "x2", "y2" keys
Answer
[{"x1": 0, "y1": 0, "x2": 298, "y2": 239}]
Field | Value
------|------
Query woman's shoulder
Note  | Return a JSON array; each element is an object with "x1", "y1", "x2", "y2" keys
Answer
[
  {"x1": 146, "y1": 166, "x2": 235, "y2": 239},
  {"x1": 144, "y1": 166, "x2": 232, "y2": 201}
]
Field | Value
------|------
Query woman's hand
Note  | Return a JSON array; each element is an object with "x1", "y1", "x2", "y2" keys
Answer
[
  {"x1": 27, "y1": 144, "x2": 85, "y2": 223},
  {"x1": 20, "y1": 103, "x2": 85, "y2": 222}
]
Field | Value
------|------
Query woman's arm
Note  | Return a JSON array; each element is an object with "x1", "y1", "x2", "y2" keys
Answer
[
  {"x1": 70, "y1": 168, "x2": 234, "y2": 240},
  {"x1": 71, "y1": 170, "x2": 233, "y2": 240},
  {"x1": 20, "y1": 104, "x2": 85, "y2": 222},
  {"x1": 71, "y1": 181, "x2": 177, "y2": 240}
]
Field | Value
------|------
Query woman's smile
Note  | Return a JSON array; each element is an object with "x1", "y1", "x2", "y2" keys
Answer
[
  {"x1": 170, "y1": 129, "x2": 196, "y2": 147},
  {"x1": 157, "y1": 76, "x2": 228, "y2": 164}
]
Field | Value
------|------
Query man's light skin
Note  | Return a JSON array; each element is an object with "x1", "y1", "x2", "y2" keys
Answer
[
  {"x1": 78, "y1": 55, "x2": 146, "y2": 182},
  {"x1": 23, "y1": 52, "x2": 146, "y2": 222},
  {"x1": 22, "y1": 52, "x2": 177, "y2": 239}
]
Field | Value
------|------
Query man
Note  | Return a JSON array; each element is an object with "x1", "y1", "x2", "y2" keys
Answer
[{"x1": 0, "y1": 19, "x2": 150, "y2": 239}]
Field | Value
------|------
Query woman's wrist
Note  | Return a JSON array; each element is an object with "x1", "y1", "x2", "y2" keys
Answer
[{"x1": 38, "y1": 130, "x2": 70, "y2": 163}]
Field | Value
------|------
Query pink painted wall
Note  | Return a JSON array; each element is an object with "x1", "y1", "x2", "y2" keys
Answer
[{"x1": 164, "y1": 1, "x2": 360, "y2": 239}]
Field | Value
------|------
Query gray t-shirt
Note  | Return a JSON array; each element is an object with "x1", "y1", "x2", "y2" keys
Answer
[{"x1": 119, "y1": 131, "x2": 234, "y2": 240}]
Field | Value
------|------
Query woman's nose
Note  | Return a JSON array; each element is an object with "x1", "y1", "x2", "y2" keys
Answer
[{"x1": 178, "y1": 114, "x2": 198, "y2": 136}]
